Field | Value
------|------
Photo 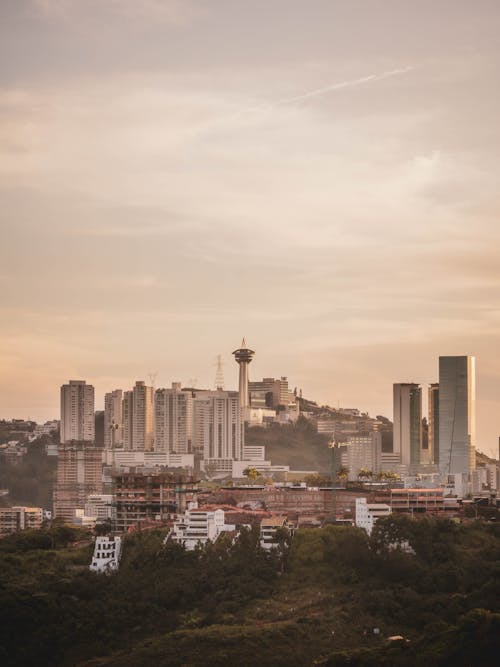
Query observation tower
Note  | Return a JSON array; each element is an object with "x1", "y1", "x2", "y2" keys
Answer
[{"x1": 232, "y1": 338, "x2": 255, "y2": 410}]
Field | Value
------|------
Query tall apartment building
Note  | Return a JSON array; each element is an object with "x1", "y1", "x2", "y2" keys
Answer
[
  {"x1": 393, "y1": 383, "x2": 422, "y2": 466},
  {"x1": 344, "y1": 432, "x2": 382, "y2": 481},
  {"x1": 123, "y1": 381, "x2": 154, "y2": 451},
  {"x1": 427, "y1": 383, "x2": 439, "y2": 465},
  {"x1": 155, "y1": 383, "x2": 192, "y2": 453},
  {"x1": 438, "y1": 356, "x2": 476, "y2": 478},
  {"x1": 53, "y1": 443, "x2": 103, "y2": 522},
  {"x1": 192, "y1": 391, "x2": 243, "y2": 464},
  {"x1": 104, "y1": 389, "x2": 123, "y2": 449},
  {"x1": 60, "y1": 380, "x2": 95, "y2": 443}
]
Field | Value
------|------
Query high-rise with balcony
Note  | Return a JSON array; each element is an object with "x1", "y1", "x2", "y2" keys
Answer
[
  {"x1": 155, "y1": 383, "x2": 193, "y2": 454},
  {"x1": 123, "y1": 381, "x2": 154, "y2": 451},
  {"x1": 438, "y1": 356, "x2": 476, "y2": 478},
  {"x1": 104, "y1": 389, "x2": 123, "y2": 449},
  {"x1": 60, "y1": 380, "x2": 95, "y2": 444},
  {"x1": 192, "y1": 391, "x2": 243, "y2": 464},
  {"x1": 393, "y1": 383, "x2": 422, "y2": 466}
]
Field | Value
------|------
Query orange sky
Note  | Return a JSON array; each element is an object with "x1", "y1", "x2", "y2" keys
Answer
[{"x1": 1, "y1": 1, "x2": 499, "y2": 456}]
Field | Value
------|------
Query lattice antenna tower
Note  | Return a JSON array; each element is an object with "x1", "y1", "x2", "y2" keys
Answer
[
  {"x1": 214, "y1": 355, "x2": 225, "y2": 390},
  {"x1": 148, "y1": 372, "x2": 158, "y2": 390}
]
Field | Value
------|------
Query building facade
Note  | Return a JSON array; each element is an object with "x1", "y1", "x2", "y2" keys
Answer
[
  {"x1": 123, "y1": 381, "x2": 154, "y2": 452},
  {"x1": 0, "y1": 506, "x2": 44, "y2": 534},
  {"x1": 168, "y1": 502, "x2": 234, "y2": 550},
  {"x1": 426, "y1": 383, "x2": 439, "y2": 465},
  {"x1": 113, "y1": 471, "x2": 198, "y2": 532},
  {"x1": 345, "y1": 432, "x2": 382, "y2": 481},
  {"x1": 438, "y1": 356, "x2": 476, "y2": 478},
  {"x1": 355, "y1": 498, "x2": 391, "y2": 535},
  {"x1": 393, "y1": 383, "x2": 422, "y2": 466},
  {"x1": 104, "y1": 389, "x2": 123, "y2": 449},
  {"x1": 90, "y1": 536, "x2": 122, "y2": 573},
  {"x1": 154, "y1": 383, "x2": 193, "y2": 454},
  {"x1": 53, "y1": 443, "x2": 103, "y2": 522},
  {"x1": 60, "y1": 380, "x2": 95, "y2": 444},
  {"x1": 192, "y1": 391, "x2": 243, "y2": 468}
]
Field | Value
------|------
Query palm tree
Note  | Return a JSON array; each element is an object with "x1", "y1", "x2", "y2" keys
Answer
[
  {"x1": 243, "y1": 467, "x2": 261, "y2": 485},
  {"x1": 336, "y1": 466, "x2": 349, "y2": 486}
]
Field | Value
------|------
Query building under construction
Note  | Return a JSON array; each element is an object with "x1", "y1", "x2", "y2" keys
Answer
[{"x1": 113, "y1": 471, "x2": 198, "y2": 532}]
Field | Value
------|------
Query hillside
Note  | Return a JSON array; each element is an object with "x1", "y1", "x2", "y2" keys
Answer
[
  {"x1": 0, "y1": 517, "x2": 498, "y2": 667},
  {"x1": 246, "y1": 417, "x2": 331, "y2": 472}
]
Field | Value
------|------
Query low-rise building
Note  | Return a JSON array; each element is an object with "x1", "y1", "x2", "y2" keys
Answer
[
  {"x1": 0, "y1": 506, "x2": 44, "y2": 534},
  {"x1": 113, "y1": 471, "x2": 198, "y2": 532},
  {"x1": 168, "y1": 502, "x2": 235, "y2": 550},
  {"x1": 355, "y1": 498, "x2": 391, "y2": 535},
  {"x1": 390, "y1": 488, "x2": 445, "y2": 513},
  {"x1": 259, "y1": 515, "x2": 290, "y2": 550},
  {"x1": 90, "y1": 536, "x2": 122, "y2": 573}
]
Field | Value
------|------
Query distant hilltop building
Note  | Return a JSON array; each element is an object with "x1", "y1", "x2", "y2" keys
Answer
[{"x1": 60, "y1": 380, "x2": 95, "y2": 444}]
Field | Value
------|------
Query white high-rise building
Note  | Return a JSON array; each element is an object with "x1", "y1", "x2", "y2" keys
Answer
[
  {"x1": 438, "y1": 356, "x2": 476, "y2": 478},
  {"x1": 154, "y1": 383, "x2": 193, "y2": 454},
  {"x1": 123, "y1": 381, "x2": 154, "y2": 451},
  {"x1": 393, "y1": 383, "x2": 422, "y2": 466},
  {"x1": 192, "y1": 391, "x2": 243, "y2": 464},
  {"x1": 60, "y1": 380, "x2": 95, "y2": 444},
  {"x1": 104, "y1": 389, "x2": 123, "y2": 449}
]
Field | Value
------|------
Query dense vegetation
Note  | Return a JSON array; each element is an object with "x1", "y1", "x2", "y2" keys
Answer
[
  {"x1": 247, "y1": 417, "x2": 331, "y2": 471},
  {"x1": 1, "y1": 516, "x2": 498, "y2": 666},
  {"x1": 0, "y1": 436, "x2": 57, "y2": 508}
]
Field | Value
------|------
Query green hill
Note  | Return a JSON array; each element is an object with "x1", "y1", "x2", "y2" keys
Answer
[{"x1": 1, "y1": 517, "x2": 499, "y2": 667}]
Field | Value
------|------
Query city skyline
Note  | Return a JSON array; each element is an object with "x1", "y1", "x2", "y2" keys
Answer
[{"x1": 1, "y1": 2, "x2": 499, "y2": 457}]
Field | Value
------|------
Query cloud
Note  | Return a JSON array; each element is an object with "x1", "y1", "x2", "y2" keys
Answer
[{"x1": 31, "y1": 0, "x2": 202, "y2": 24}]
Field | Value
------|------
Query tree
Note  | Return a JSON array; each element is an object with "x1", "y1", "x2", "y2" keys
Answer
[
  {"x1": 243, "y1": 467, "x2": 261, "y2": 485},
  {"x1": 336, "y1": 466, "x2": 349, "y2": 486},
  {"x1": 357, "y1": 468, "x2": 373, "y2": 481}
]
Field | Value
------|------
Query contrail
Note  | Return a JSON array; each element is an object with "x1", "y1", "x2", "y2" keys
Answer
[
  {"x1": 191, "y1": 65, "x2": 418, "y2": 135},
  {"x1": 275, "y1": 66, "x2": 417, "y2": 106}
]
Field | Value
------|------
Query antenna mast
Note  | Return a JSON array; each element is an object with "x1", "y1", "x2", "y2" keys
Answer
[{"x1": 214, "y1": 355, "x2": 225, "y2": 390}]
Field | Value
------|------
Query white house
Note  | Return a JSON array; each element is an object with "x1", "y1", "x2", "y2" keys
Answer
[
  {"x1": 168, "y1": 502, "x2": 235, "y2": 551},
  {"x1": 355, "y1": 497, "x2": 391, "y2": 535},
  {"x1": 90, "y1": 536, "x2": 122, "y2": 573},
  {"x1": 259, "y1": 515, "x2": 290, "y2": 550}
]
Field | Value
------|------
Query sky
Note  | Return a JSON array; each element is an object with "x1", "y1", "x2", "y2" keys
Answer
[{"x1": 1, "y1": 1, "x2": 499, "y2": 456}]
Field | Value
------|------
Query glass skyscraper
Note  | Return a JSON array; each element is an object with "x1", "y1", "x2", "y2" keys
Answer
[{"x1": 438, "y1": 356, "x2": 476, "y2": 478}]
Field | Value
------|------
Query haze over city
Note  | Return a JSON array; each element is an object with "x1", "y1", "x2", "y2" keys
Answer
[{"x1": 1, "y1": 1, "x2": 499, "y2": 456}]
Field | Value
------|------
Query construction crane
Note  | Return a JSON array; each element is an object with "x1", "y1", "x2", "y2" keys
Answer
[{"x1": 329, "y1": 438, "x2": 340, "y2": 522}]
